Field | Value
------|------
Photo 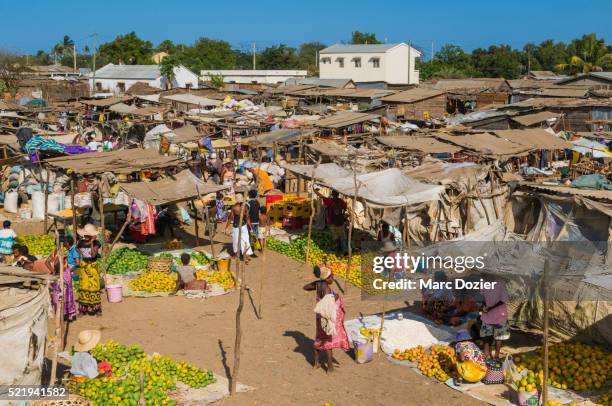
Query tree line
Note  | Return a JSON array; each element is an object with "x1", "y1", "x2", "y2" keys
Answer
[{"x1": 17, "y1": 31, "x2": 612, "y2": 80}]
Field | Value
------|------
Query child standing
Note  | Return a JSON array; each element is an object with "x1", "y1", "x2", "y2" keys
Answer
[{"x1": 0, "y1": 220, "x2": 17, "y2": 261}]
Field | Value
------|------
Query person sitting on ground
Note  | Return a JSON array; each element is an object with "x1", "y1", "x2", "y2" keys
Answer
[
  {"x1": 422, "y1": 271, "x2": 455, "y2": 324},
  {"x1": 13, "y1": 244, "x2": 37, "y2": 268},
  {"x1": 454, "y1": 330, "x2": 487, "y2": 384},
  {"x1": 0, "y1": 220, "x2": 17, "y2": 261},
  {"x1": 315, "y1": 189, "x2": 347, "y2": 255},
  {"x1": 176, "y1": 253, "x2": 207, "y2": 291},
  {"x1": 71, "y1": 330, "x2": 106, "y2": 379}
]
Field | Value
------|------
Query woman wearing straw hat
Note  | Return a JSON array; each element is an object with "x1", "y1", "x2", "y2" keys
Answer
[
  {"x1": 303, "y1": 265, "x2": 349, "y2": 373},
  {"x1": 76, "y1": 224, "x2": 102, "y2": 316},
  {"x1": 70, "y1": 330, "x2": 102, "y2": 379}
]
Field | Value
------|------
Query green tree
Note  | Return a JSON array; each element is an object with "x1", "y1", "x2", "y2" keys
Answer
[
  {"x1": 0, "y1": 51, "x2": 24, "y2": 96},
  {"x1": 350, "y1": 31, "x2": 381, "y2": 44},
  {"x1": 207, "y1": 73, "x2": 225, "y2": 89},
  {"x1": 174, "y1": 37, "x2": 235, "y2": 73},
  {"x1": 159, "y1": 54, "x2": 180, "y2": 89},
  {"x1": 258, "y1": 45, "x2": 299, "y2": 69},
  {"x1": 298, "y1": 41, "x2": 326, "y2": 74},
  {"x1": 233, "y1": 49, "x2": 254, "y2": 69},
  {"x1": 156, "y1": 40, "x2": 177, "y2": 54},
  {"x1": 471, "y1": 45, "x2": 523, "y2": 79},
  {"x1": 99, "y1": 32, "x2": 154, "y2": 64},
  {"x1": 526, "y1": 40, "x2": 566, "y2": 71},
  {"x1": 556, "y1": 33, "x2": 612, "y2": 74}
]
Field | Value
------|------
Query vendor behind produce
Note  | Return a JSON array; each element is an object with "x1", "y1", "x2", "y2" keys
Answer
[
  {"x1": 176, "y1": 253, "x2": 206, "y2": 291},
  {"x1": 71, "y1": 330, "x2": 102, "y2": 379}
]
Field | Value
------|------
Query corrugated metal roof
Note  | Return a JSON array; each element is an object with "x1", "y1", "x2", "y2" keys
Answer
[
  {"x1": 93, "y1": 64, "x2": 161, "y2": 80},
  {"x1": 284, "y1": 78, "x2": 354, "y2": 88},
  {"x1": 509, "y1": 111, "x2": 562, "y2": 126},
  {"x1": 380, "y1": 88, "x2": 445, "y2": 103},
  {"x1": 321, "y1": 43, "x2": 415, "y2": 54}
]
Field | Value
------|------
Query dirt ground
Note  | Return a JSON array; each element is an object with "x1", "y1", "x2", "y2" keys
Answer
[{"x1": 59, "y1": 225, "x2": 483, "y2": 406}]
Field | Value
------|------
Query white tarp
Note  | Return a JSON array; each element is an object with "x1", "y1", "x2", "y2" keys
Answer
[
  {"x1": 144, "y1": 124, "x2": 174, "y2": 149},
  {"x1": 571, "y1": 137, "x2": 612, "y2": 158},
  {"x1": 284, "y1": 164, "x2": 443, "y2": 208}
]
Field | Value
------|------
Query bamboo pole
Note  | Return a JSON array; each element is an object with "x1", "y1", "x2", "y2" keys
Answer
[
  {"x1": 230, "y1": 201, "x2": 246, "y2": 395},
  {"x1": 43, "y1": 168, "x2": 50, "y2": 232},
  {"x1": 542, "y1": 259, "x2": 550, "y2": 406},
  {"x1": 98, "y1": 182, "x2": 106, "y2": 277},
  {"x1": 196, "y1": 185, "x2": 216, "y2": 258},
  {"x1": 108, "y1": 216, "x2": 130, "y2": 253},
  {"x1": 304, "y1": 158, "x2": 322, "y2": 265},
  {"x1": 344, "y1": 160, "x2": 360, "y2": 293},
  {"x1": 193, "y1": 200, "x2": 200, "y2": 247}
]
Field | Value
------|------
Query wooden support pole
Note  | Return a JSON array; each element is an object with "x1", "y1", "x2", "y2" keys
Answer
[
  {"x1": 193, "y1": 200, "x2": 200, "y2": 247},
  {"x1": 70, "y1": 176, "x2": 78, "y2": 238},
  {"x1": 344, "y1": 160, "x2": 360, "y2": 293},
  {"x1": 230, "y1": 201, "x2": 246, "y2": 395},
  {"x1": 304, "y1": 158, "x2": 321, "y2": 265},
  {"x1": 98, "y1": 182, "x2": 106, "y2": 276},
  {"x1": 108, "y1": 216, "x2": 130, "y2": 253},
  {"x1": 542, "y1": 259, "x2": 550, "y2": 406},
  {"x1": 43, "y1": 168, "x2": 50, "y2": 233},
  {"x1": 49, "y1": 232, "x2": 64, "y2": 385}
]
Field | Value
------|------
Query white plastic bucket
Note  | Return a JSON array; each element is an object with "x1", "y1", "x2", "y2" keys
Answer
[
  {"x1": 31, "y1": 191, "x2": 45, "y2": 219},
  {"x1": 47, "y1": 192, "x2": 63, "y2": 215},
  {"x1": 4, "y1": 191, "x2": 18, "y2": 213}
]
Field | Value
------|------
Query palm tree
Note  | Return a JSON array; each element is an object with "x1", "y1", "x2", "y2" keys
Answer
[{"x1": 555, "y1": 34, "x2": 612, "y2": 74}]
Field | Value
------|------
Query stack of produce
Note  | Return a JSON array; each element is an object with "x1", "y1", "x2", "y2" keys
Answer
[
  {"x1": 514, "y1": 341, "x2": 611, "y2": 391},
  {"x1": 195, "y1": 269, "x2": 210, "y2": 280},
  {"x1": 129, "y1": 272, "x2": 176, "y2": 293},
  {"x1": 16, "y1": 234, "x2": 55, "y2": 256},
  {"x1": 80, "y1": 340, "x2": 216, "y2": 405},
  {"x1": 207, "y1": 270, "x2": 235, "y2": 290},
  {"x1": 392, "y1": 345, "x2": 456, "y2": 382},
  {"x1": 164, "y1": 239, "x2": 183, "y2": 250},
  {"x1": 598, "y1": 393, "x2": 612, "y2": 406},
  {"x1": 106, "y1": 248, "x2": 149, "y2": 275},
  {"x1": 158, "y1": 251, "x2": 211, "y2": 267},
  {"x1": 267, "y1": 232, "x2": 371, "y2": 290}
]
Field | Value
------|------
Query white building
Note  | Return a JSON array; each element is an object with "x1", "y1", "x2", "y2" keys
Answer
[
  {"x1": 319, "y1": 43, "x2": 421, "y2": 85},
  {"x1": 201, "y1": 70, "x2": 308, "y2": 85},
  {"x1": 90, "y1": 63, "x2": 199, "y2": 94}
]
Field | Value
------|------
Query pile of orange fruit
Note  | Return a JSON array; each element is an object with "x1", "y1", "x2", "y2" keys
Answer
[
  {"x1": 392, "y1": 345, "x2": 456, "y2": 382},
  {"x1": 515, "y1": 341, "x2": 611, "y2": 392}
]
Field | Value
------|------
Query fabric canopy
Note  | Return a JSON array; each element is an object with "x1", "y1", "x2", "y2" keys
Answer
[
  {"x1": 284, "y1": 163, "x2": 443, "y2": 207},
  {"x1": 119, "y1": 170, "x2": 229, "y2": 206},
  {"x1": 571, "y1": 137, "x2": 612, "y2": 158}
]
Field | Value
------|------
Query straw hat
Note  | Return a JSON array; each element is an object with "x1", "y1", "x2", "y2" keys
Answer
[
  {"x1": 77, "y1": 224, "x2": 99, "y2": 237},
  {"x1": 74, "y1": 330, "x2": 101, "y2": 352},
  {"x1": 234, "y1": 193, "x2": 244, "y2": 204},
  {"x1": 319, "y1": 266, "x2": 332, "y2": 280}
]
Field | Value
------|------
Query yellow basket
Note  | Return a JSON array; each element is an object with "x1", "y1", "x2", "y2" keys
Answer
[{"x1": 147, "y1": 256, "x2": 173, "y2": 273}]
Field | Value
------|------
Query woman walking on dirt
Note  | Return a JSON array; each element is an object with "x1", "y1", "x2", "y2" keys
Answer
[{"x1": 303, "y1": 266, "x2": 349, "y2": 373}]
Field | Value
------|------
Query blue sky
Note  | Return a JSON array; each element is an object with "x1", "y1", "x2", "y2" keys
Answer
[{"x1": 0, "y1": 0, "x2": 610, "y2": 58}]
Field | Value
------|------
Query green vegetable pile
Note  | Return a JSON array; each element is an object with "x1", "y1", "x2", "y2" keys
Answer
[
  {"x1": 190, "y1": 251, "x2": 210, "y2": 265},
  {"x1": 158, "y1": 251, "x2": 210, "y2": 266},
  {"x1": 82, "y1": 340, "x2": 216, "y2": 405},
  {"x1": 106, "y1": 247, "x2": 149, "y2": 275},
  {"x1": 16, "y1": 234, "x2": 55, "y2": 256},
  {"x1": 266, "y1": 231, "x2": 337, "y2": 264}
]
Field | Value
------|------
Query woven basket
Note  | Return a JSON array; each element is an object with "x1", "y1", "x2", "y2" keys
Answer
[
  {"x1": 147, "y1": 256, "x2": 173, "y2": 273},
  {"x1": 30, "y1": 395, "x2": 91, "y2": 405}
]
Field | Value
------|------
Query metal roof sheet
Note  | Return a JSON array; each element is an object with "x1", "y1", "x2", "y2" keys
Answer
[
  {"x1": 509, "y1": 111, "x2": 562, "y2": 126},
  {"x1": 93, "y1": 64, "x2": 161, "y2": 80},
  {"x1": 380, "y1": 88, "x2": 445, "y2": 103}
]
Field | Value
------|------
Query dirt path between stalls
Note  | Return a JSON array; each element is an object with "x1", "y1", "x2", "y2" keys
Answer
[{"x1": 62, "y1": 230, "x2": 481, "y2": 406}]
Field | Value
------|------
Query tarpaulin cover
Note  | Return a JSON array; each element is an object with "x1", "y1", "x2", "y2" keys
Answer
[
  {"x1": 571, "y1": 137, "x2": 612, "y2": 158},
  {"x1": 284, "y1": 163, "x2": 443, "y2": 207},
  {"x1": 119, "y1": 169, "x2": 229, "y2": 205}
]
